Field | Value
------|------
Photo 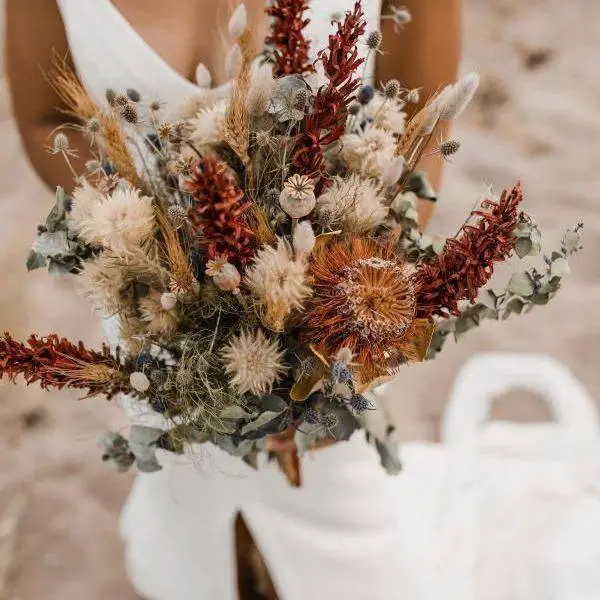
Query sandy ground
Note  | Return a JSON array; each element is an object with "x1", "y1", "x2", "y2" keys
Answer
[{"x1": 0, "y1": 0, "x2": 599, "y2": 597}]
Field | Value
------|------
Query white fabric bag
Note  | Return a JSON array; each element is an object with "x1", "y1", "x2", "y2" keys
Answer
[{"x1": 394, "y1": 352, "x2": 600, "y2": 600}]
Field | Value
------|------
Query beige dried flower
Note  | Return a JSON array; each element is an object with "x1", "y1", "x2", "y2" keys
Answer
[
  {"x1": 247, "y1": 63, "x2": 275, "y2": 118},
  {"x1": 221, "y1": 329, "x2": 287, "y2": 396},
  {"x1": 189, "y1": 99, "x2": 228, "y2": 144},
  {"x1": 78, "y1": 186, "x2": 155, "y2": 251},
  {"x1": 316, "y1": 174, "x2": 388, "y2": 233},
  {"x1": 78, "y1": 252, "x2": 127, "y2": 313},
  {"x1": 341, "y1": 127, "x2": 397, "y2": 179},
  {"x1": 225, "y1": 44, "x2": 243, "y2": 78},
  {"x1": 68, "y1": 180, "x2": 103, "y2": 234},
  {"x1": 361, "y1": 94, "x2": 406, "y2": 135},
  {"x1": 244, "y1": 238, "x2": 311, "y2": 331},
  {"x1": 139, "y1": 291, "x2": 179, "y2": 336},
  {"x1": 279, "y1": 175, "x2": 316, "y2": 219},
  {"x1": 130, "y1": 371, "x2": 151, "y2": 393}
]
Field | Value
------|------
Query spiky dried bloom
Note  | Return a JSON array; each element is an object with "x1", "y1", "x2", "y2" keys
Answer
[
  {"x1": 244, "y1": 238, "x2": 311, "y2": 331},
  {"x1": 360, "y1": 94, "x2": 406, "y2": 135},
  {"x1": 316, "y1": 174, "x2": 387, "y2": 233},
  {"x1": 68, "y1": 180, "x2": 103, "y2": 234},
  {"x1": 139, "y1": 291, "x2": 179, "y2": 337},
  {"x1": 265, "y1": 0, "x2": 315, "y2": 77},
  {"x1": 188, "y1": 100, "x2": 228, "y2": 143},
  {"x1": 0, "y1": 333, "x2": 127, "y2": 399},
  {"x1": 438, "y1": 139, "x2": 461, "y2": 158},
  {"x1": 291, "y1": 2, "x2": 366, "y2": 193},
  {"x1": 303, "y1": 238, "x2": 429, "y2": 382},
  {"x1": 414, "y1": 183, "x2": 523, "y2": 318},
  {"x1": 340, "y1": 127, "x2": 397, "y2": 179},
  {"x1": 78, "y1": 187, "x2": 155, "y2": 251},
  {"x1": 365, "y1": 30, "x2": 383, "y2": 50},
  {"x1": 384, "y1": 79, "x2": 401, "y2": 99},
  {"x1": 221, "y1": 329, "x2": 287, "y2": 395},
  {"x1": 184, "y1": 156, "x2": 255, "y2": 266}
]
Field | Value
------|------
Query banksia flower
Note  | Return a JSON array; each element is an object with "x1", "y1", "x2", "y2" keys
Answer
[
  {"x1": 0, "y1": 333, "x2": 127, "y2": 399},
  {"x1": 414, "y1": 183, "x2": 523, "y2": 318},
  {"x1": 303, "y1": 238, "x2": 429, "y2": 383},
  {"x1": 221, "y1": 329, "x2": 287, "y2": 395},
  {"x1": 184, "y1": 156, "x2": 255, "y2": 266},
  {"x1": 291, "y1": 2, "x2": 366, "y2": 193},
  {"x1": 265, "y1": 0, "x2": 315, "y2": 77},
  {"x1": 244, "y1": 238, "x2": 311, "y2": 331}
]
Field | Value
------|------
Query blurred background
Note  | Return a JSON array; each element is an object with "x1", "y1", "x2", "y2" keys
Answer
[{"x1": 0, "y1": 0, "x2": 598, "y2": 598}]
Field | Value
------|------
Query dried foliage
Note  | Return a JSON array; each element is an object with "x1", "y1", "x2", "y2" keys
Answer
[
  {"x1": 291, "y1": 2, "x2": 366, "y2": 193},
  {"x1": 265, "y1": 0, "x2": 315, "y2": 77}
]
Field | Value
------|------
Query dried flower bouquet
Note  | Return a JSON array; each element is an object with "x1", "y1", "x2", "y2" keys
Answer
[{"x1": 1, "y1": 1, "x2": 582, "y2": 484}]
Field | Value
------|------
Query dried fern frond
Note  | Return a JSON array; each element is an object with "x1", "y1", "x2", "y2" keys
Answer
[
  {"x1": 48, "y1": 54, "x2": 142, "y2": 188},
  {"x1": 223, "y1": 31, "x2": 253, "y2": 165}
]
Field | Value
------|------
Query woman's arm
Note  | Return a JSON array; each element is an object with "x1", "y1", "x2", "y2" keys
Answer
[
  {"x1": 377, "y1": 0, "x2": 462, "y2": 227},
  {"x1": 6, "y1": 0, "x2": 88, "y2": 191}
]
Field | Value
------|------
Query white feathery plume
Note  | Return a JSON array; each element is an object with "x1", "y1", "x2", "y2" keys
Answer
[
  {"x1": 292, "y1": 220, "x2": 316, "y2": 260},
  {"x1": 228, "y1": 4, "x2": 248, "y2": 38},
  {"x1": 195, "y1": 63, "x2": 212, "y2": 88},
  {"x1": 439, "y1": 72, "x2": 480, "y2": 120},
  {"x1": 225, "y1": 44, "x2": 243, "y2": 79}
]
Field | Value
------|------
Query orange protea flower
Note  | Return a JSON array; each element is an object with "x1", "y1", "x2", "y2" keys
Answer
[{"x1": 302, "y1": 237, "x2": 434, "y2": 387}]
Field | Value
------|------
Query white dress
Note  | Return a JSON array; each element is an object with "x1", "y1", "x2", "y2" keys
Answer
[{"x1": 54, "y1": 2, "x2": 431, "y2": 600}]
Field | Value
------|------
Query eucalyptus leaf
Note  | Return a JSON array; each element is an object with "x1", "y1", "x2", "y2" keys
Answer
[
  {"x1": 220, "y1": 405, "x2": 256, "y2": 421},
  {"x1": 514, "y1": 237, "x2": 533, "y2": 259},
  {"x1": 240, "y1": 408, "x2": 287, "y2": 436},
  {"x1": 550, "y1": 257, "x2": 570, "y2": 278},
  {"x1": 129, "y1": 425, "x2": 164, "y2": 473},
  {"x1": 374, "y1": 432, "x2": 402, "y2": 476},
  {"x1": 432, "y1": 237, "x2": 446, "y2": 255},
  {"x1": 294, "y1": 422, "x2": 322, "y2": 456},
  {"x1": 507, "y1": 272, "x2": 535, "y2": 297},
  {"x1": 562, "y1": 229, "x2": 581, "y2": 252},
  {"x1": 26, "y1": 250, "x2": 46, "y2": 271},
  {"x1": 46, "y1": 186, "x2": 68, "y2": 232},
  {"x1": 32, "y1": 230, "x2": 74, "y2": 258},
  {"x1": 478, "y1": 290, "x2": 498, "y2": 310}
]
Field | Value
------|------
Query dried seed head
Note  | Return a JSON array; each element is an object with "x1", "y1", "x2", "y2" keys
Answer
[
  {"x1": 126, "y1": 88, "x2": 141, "y2": 102},
  {"x1": 349, "y1": 394, "x2": 371, "y2": 414},
  {"x1": 157, "y1": 122, "x2": 173, "y2": 140},
  {"x1": 389, "y1": 6, "x2": 412, "y2": 30},
  {"x1": 85, "y1": 159, "x2": 102, "y2": 172},
  {"x1": 439, "y1": 139, "x2": 461, "y2": 157},
  {"x1": 384, "y1": 79, "x2": 401, "y2": 99},
  {"x1": 130, "y1": 371, "x2": 151, "y2": 393},
  {"x1": 52, "y1": 132, "x2": 70, "y2": 153},
  {"x1": 167, "y1": 204, "x2": 188, "y2": 228},
  {"x1": 330, "y1": 11, "x2": 344, "y2": 22},
  {"x1": 149, "y1": 99, "x2": 163, "y2": 113},
  {"x1": 113, "y1": 93, "x2": 129, "y2": 107},
  {"x1": 293, "y1": 88, "x2": 310, "y2": 111},
  {"x1": 105, "y1": 89, "x2": 117, "y2": 106},
  {"x1": 366, "y1": 30, "x2": 383, "y2": 51},
  {"x1": 357, "y1": 85, "x2": 375, "y2": 105},
  {"x1": 170, "y1": 157, "x2": 193, "y2": 176},
  {"x1": 120, "y1": 103, "x2": 139, "y2": 124},
  {"x1": 265, "y1": 188, "x2": 280, "y2": 205},
  {"x1": 86, "y1": 117, "x2": 101, "y2": 133},
  {"x1": 405, "y1": 88, "x2": 420, "y2": 104},
  {"x1": 348, "y1": 102, "x2": 361, "y2": 116}
]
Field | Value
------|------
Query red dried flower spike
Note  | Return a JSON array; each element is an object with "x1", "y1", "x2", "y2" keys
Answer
[
  {"x1": 292, "y1": 1, "x2": 366, "y2": 194},
  {"x1": 0, "y1": 333, "x2": 126, "y2": 399},
  {"x1": 265, "y1": 0, "x2": 315, "y2": 77},
  {"x1": 414, "y1": 183, "x2": 524, "y2": 318},
  {"x1": 184, "y1": 156, "x2": 255, "y2": 266}
]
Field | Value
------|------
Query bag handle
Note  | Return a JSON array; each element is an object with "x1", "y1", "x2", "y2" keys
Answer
[{"x1": 442, "y1": 353, "x2": 599, "y2": 452}]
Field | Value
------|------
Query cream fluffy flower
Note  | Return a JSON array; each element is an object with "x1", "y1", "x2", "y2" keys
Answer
[
  {"x1": 68, "y1": 180, "x2": 103, "y2": 234},
  {"x1": 139, "y1": 290, "x2": 179, "y2": 337},
  {"x1": 78, "y1": 187, "x2": 155, "y2": 251},
  {"x1": 221, "y1": 329, "x2": 287, "y2": 396},
  {"x1": 189, "y1": 99, "x2": 228, "y2": 144},
  {"x1": 362, "y1": 94, "x2": 406, "y2": 135},
  {"x1": 316, "y1": 174, "x2": 388, "y2": 233},
  {"x1": 340, "y1": 127, "x2": 397, "y2": 179},
  {"x1": 244, "y1": 238, "x2": 311, "y2": 331}
]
